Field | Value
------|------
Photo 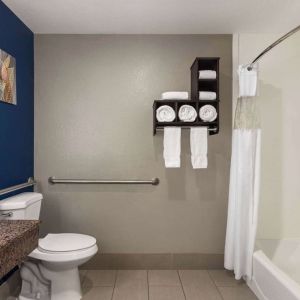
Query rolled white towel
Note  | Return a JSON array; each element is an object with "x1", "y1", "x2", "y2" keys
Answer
[
  {"x1": 199, "y1": 105, "x2": 217, "y2": 122},
  {"x1": 238, "y1": 64, "x2": 258, "y2": 97},
  {"x1": 161, "y1": 91, "x2": 189, "y2": 100},
  {"x1": 178, "y1": 105, "x2": 197, "y2": 122},
  {"x1": 156, "y1": 105, "x2": 176, "y2": 122},
  {"x1": 199, "y1": 70, "x2": 216, "y2": 79},
  {"x1": 199, "y1": 91, "x2": 217, "y2": 101}
]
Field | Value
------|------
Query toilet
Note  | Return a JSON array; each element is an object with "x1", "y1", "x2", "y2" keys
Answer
[{"x1": 0, "y1": 192, "x2": 98, "y2": 300}]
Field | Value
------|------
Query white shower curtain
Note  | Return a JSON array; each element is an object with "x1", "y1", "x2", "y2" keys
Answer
[{"x1": 224, "y1": 97, "x2": 261, "y2": 280}]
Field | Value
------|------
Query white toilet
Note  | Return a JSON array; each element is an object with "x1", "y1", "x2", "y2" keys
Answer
[{"x1": 0, "y1": 192, "x2": 98, "y2": 300}]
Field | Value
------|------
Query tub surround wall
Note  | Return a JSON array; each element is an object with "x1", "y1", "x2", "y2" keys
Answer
[
  {"x1": 35, "y1": 35, "x2": 232, "y2": 267},
  {"x1": 0, "y1": 1, "x2": 34, "y2": 196},
  {"x1": 233, "y1": 33, "x2": 300, "y2": 239}
]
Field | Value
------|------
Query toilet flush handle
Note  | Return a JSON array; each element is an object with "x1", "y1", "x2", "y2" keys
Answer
[{"x1": 1, "y1": 212, "x2": 13, "y2": 218}]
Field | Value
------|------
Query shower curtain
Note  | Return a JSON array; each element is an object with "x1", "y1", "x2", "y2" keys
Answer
[{"x1": 224, "y1": 97, "x2": 261, "y2": 280}]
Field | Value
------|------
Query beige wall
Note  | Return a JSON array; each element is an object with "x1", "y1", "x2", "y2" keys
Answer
[
  {"x1": 35, "y1": 35, "x2": 232, "y2": 255},
  {"x1": 233, "y1": 33, "x2": 300, "y2": 239}
]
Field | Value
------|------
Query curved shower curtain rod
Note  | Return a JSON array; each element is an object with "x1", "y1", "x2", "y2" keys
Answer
[{"x1": 247, "y1": 25, "x2": 300, "y2": 70}]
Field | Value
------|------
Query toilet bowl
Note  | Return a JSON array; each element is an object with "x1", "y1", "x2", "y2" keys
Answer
[
  {"x1": 25, "y1": 233, "x2": 98, "y2": 300},
  {"x1": 0, "y1": 193, "x2": 98, "y2": 300}
]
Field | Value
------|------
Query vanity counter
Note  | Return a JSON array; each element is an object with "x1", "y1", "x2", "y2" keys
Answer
[{"x1": 0, "y1": 220, "x2": 40, "y2": 278}]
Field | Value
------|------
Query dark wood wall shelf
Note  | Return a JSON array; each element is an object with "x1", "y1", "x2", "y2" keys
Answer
[
  {"x1": 190, "y1": 57, "x2": 220, "y2": 135},
  {"x1": 153, "y1": 100, "x2": 219, "y2": 135},
  {"x1": 153, "y1": 57, "x2": 220, "y2": 136}
]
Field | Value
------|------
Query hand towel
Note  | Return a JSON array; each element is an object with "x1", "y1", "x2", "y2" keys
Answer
[
  {"x1": 199, "y1": 105, "x2": 217, "y2": 122},
  {"x1": 199, "y1": 70, "x2": 217, "y2": 79},
  {"x1": 199, "y1": 91, "x2": 217, "y2": 100},
  {"x1": 238, "y1": 64, "x2": 258, "y2": 97},
  {"x1": 178, "y1": 105, "x2": 197, "y2": 122},
  {"x1": 190, "y1": 127, "x2": 208, "y2": 169},
  {"x1": 161, "y1": 91, "x2": 189, "y2": 100},
  {"x1": 164, "y1": 127, "x2": 181, "y2": 168},
  {"x1": 156, "y1": 105, "x2": 176, "y2": 122}
]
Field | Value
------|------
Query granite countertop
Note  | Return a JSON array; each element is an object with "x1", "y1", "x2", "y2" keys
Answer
[{"x1": 0, "y1": 220, "x2": 40, "y2": 278}]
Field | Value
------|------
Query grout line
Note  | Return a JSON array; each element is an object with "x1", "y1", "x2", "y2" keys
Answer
[
  {"x1": 207, "y1": 270, "x2": 225, "y2": 300},
  {"x1": 80, "y1": 269, "x2": 87, "y2": 286},
  {"x1": 110, "y1": 270, "x2": 118, "y2": 300},
  {"x1": 177, "y1": 270, "x2": 187, "y2": 300},
  {"x1": 146, "y1": 270, "x2": 150, "y2": 300}
]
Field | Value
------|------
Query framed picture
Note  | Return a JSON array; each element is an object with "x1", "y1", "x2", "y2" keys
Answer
[{"x1": 0, "y1": 49, "x2": 16, "y2": 105}]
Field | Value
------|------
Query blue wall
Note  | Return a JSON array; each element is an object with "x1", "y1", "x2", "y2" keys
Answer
[{"x1": 0, "y1": 1, "x2": 34, "y2": 197}]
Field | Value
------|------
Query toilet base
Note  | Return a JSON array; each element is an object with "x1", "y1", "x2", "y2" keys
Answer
[
  {"x1": 39, "y1": 264, "x2": 82, "y2": 300},
  {"x1": 18, "y1": 261, "x2": 83, "y2": 300}
]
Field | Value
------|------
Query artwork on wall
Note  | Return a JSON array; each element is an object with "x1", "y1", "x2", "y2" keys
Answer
[{"x1": 0, "y1": 49, "x2": 16, "y2": 105}]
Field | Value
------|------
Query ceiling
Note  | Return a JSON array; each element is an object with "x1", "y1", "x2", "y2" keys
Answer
[{"x1": 3, "y1": 0, "x2": 300, "y2": 34}]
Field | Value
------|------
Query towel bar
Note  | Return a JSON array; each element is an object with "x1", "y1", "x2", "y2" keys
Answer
[
  {"x1": 48, "y1": 176, "x2": 160, "y2": 186},
  {"x1": 156, "y1": 127, "x2": 218, "y2": 132},
  {"x1": 0, "y1": 178, "x2": 36, "y2": 196}
]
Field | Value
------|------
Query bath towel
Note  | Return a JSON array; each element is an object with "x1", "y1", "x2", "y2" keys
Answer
[
  {"x1": 190, "y1": 127, "x2": 208, "y2": 169},
  {"x1": 238, "y1": 64, "x2": 258, "y2": 97},
  {"x1": 199, "y1": 91, "x2": 217, "y2": 100},
  {"x1": 164, "y1": 127, "x2": 181, "y2": 168},
  {"x1": 156, "y1": 105, "x2": 176, "y2": 122},
  {"x1": 161, "y1": 91, "x2": 189, "y2": 100},
  {"x1": 199, "y1": 105, "x2": 217, "y2": 122},
  {"x1": 178, "y1": 105, "x2": 197, "y2": 122},
  {"x1": 199, "y1": 70, "x2": 217, "y2": 79}
]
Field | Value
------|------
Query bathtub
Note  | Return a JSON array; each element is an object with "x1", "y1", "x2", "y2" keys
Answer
[{"x1": 248, "y1": 239, "x2": 300, "y2": 300}]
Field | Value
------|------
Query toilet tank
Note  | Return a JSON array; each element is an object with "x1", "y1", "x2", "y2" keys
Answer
[{"x1": 0, "y1": 192, "x2": 42, "y2": 220}]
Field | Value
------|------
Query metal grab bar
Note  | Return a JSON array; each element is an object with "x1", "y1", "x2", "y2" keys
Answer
[
  {"x1": 48, "y1": 176, "x2": 160, "y2": 186},
  {"x1": 0, "y1": 177, "x2": 36, "y2": 196}
]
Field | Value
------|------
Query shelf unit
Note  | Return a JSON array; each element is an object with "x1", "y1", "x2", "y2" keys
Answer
[
  {"x1": 191, "y1": 57, "x2": 220, "y2": 135},
  {"x1": 153, "y1": 57, "x2": 220, "y2": 136}
]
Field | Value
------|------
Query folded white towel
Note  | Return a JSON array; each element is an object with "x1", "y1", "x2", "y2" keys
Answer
[
  {"x1": 199, "y1": 105, "x2": 217, "y2": 122},
  {"x1": 178, "y1": 105, "x2": 197, "y2": 122},
  {"x1": 238, "y1": 64, "x2": 258, "y2": 97},
  {"x1": 190, "y1": 127, "x2": 208, "y2": 169},
  {"x1": 164, "y1": 127, "x2": 181, "y2": 168},
  {"x1": 156, "y1": 105, "x2": 176, "y2": 122},
  {"x1": 199, "y1": 70, "x2": 217, "y2": 79},
  {"x1": 199, "y1": 91, "x2": 217, "y2": 100},
  {"x1": 161, "y1": 91, "x2": 189, "y2": 100}
]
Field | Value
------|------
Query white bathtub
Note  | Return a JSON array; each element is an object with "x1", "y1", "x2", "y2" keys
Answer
[{"x1": 248, "y1": 239, "x2": 300, "y2": 300}]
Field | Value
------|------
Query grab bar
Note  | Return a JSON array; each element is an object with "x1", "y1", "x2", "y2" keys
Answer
[
  {"x1": 0, "y1": 177, "x2": 36, "y2": 196},
  {"x1": 48, "y1": 176, "x2": 160, "y2": 186}
]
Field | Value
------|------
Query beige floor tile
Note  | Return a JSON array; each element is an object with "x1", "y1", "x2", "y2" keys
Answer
[
  {"x1": 149, "y1": 286, "x2": 185, "y2": 300},
  {"x1": 179, "y1": 270, "x2": 222, "y2": 300},
  {"x1": 208, "y1": 270, "x2": 242, "y2": 287},
  {"x1": 218, "y1": 285, "x2": 258, "y2": 300},
  {"x1": 148, "y1": 270, "x2": 181, "y2": 286},
  {"x1": 83, "y1": 270, "x2": 117, "y2": 287},
  {"x1": 80, "y1": 269, "x2": 88, "y2": 284},
  {"x1": 113, "y1": 270, "x2": 148, "y2": 300},
  {"x1": 82, "y1": 286, "x2": 114, "y2": 300}
]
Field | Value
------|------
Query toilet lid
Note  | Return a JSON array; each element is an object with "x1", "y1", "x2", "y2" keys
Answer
[{"x1": 38, "y1": 233, "x2": 96, "y2": 252}]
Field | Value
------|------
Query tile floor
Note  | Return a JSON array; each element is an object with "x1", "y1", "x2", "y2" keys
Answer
[{"x1": 81, "y1": 269, "x2": 258, "y2": 300}]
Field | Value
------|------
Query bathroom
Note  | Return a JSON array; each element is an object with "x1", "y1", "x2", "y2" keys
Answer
[{"x1": 0, "y1": 1, "x2": 299, "y2": 299}]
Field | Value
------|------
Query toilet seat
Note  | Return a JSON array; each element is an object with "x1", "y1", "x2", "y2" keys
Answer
[
  {"x1": 39, "y1": 233, "x2": 96, "y2": 252},
  {"x1": 28, "y1": 233, "x2": 98, "y2": 263}
]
